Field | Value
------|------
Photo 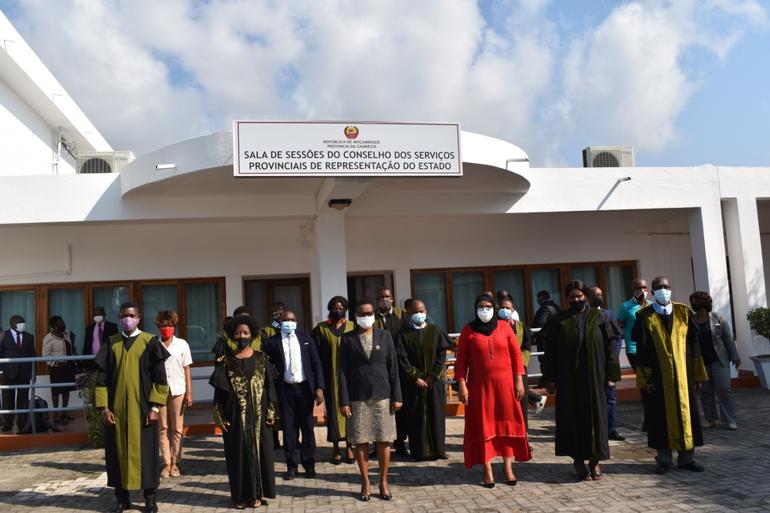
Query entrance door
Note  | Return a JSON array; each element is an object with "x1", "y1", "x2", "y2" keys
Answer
[
  {"x1": 347, "y1": 272, "x2": 394, "y2": 311},
  {"x1": 244, "y1": 277, "x2": 312, "y2": 331}
]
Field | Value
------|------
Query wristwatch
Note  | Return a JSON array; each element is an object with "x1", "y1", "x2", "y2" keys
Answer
[{"x1": 150, "y1": 406, "x2": 161, "y2": 413}]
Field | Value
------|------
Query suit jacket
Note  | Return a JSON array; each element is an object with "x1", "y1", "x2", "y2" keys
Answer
[
  {"x1": 705, "y1": 312, "x2": 739, "y2": 366},
  {"x1": 0, "y1": 330, "x2": 36, "y2": 381},
  {"x1": 263, "y1": 330, "x2": 325, "y2": 401},
  {"x1": 82, "y1": 321, "x2": 119, "y2": 356},
  {"x1": 339, "y1": 328, "x2": 402, "y2": 406}
]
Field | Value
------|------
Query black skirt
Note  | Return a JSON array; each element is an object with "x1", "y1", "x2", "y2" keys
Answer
[{"x1": 49, "y1": 365, "x2": 76, "y2": 393}]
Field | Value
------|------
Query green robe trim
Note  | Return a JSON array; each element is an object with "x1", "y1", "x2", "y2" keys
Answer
[
  {"x1": 644, "y1": 303, "x2": 696, "y2": 451},
  {"x1": 318, "y1": 320, "x2": 354, "y2": 439},
  {"x1": 513, "y1": 321, "x2": 531, "y2": 368}
]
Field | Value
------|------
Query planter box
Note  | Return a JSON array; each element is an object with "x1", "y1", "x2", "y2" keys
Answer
[{"x1": 750, "y1": 355, "x2": 770, "y2": 390}]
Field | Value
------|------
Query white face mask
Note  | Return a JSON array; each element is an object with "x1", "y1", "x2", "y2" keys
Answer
[
  {"x1": 356, "y1": 315, "x2": 376, "y2": 330},
  {"x1": 93, "y1": 315, "x2": 104, "y2": 324},
  {"x1": 511, "y1": 310, "x2": 520, "y2": 322},
  {"x1": 476, "y1": 307, "x2": 494, "y2": 323},
  {"x1": 411, "y1": 312, "x2": 427, "y2": 326},
  {"x1": 653, "y1": 288, "x2": 672, "y2": 305},
  {"x1": 15, "y1": 323, "x2": 26, "y2": 333}
]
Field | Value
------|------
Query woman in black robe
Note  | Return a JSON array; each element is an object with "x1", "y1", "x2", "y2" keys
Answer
[{"x1": 210, "y1": 315, "x2": 277, "y2": 509}]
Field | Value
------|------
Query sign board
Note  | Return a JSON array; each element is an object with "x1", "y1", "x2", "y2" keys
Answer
[{"x1": 233, "y1": 121, "x2": 462, "y2": 177}]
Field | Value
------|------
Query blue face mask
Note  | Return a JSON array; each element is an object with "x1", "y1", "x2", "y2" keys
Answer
[
  {"x1": 498, "y1": 308, "x2": 512, "y2": 320},
  {"x1": 281, "y1": 321, "x2": 297, "y2": 334},
  {"x1": 411, "y1": 312, "x2": 427, "y2": 326},
  {"x1": 653, "y1": 288, "x2": 672, "y2": 305}
]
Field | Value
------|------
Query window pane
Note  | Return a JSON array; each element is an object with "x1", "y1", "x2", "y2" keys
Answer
[
  {"x1": 494, "y1": 270, "x2": 527, "y2": 320},
  {"x1": 570, "y1": 266, "x2": 599, "y2": 287},
  {"x1": 49, "y1": 289, "x2": 85, "y2": 354},
  {"x1": 92, "y1": 286, "x2": 129, "y2": 326},
  {"x1": 531, "y1": 269, "x2": 562, "y2": 310},
  {"x1": 452, "y1": 271, "x2": 484, "y2": 333},
  {"x1": 604, "y1": 265, "x2": 634, "y2": 313},
  {"x1": 141, "y1": 285, "x2": 178, "y2": 330},
  {"x1": 244, "y1": 280, "x2": 269, "y2": 327},
  {"x1": 273, "y1": 285, "x2": 307, "y2": 331},
  {"x1": 185, "y1": 283, "x2": 221, "y2": 363},
  {"x1": 0, "y1": 290, "x2": 36, "y2": 336},
  {"x1": 414, "y1": 273, "x2": 447, "y2": 332}
]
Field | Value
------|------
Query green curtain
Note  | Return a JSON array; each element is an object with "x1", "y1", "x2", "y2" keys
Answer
[
  {"x1": 0, "y1": 290, "x2": 36, "y2": 336},
  {"x1": 452, "y1": 271, "x2": 484, "y2": 333},
  {"x1": 604, "y1": 265, "x2": 633, "y2": 313},
  {"x1": 49, "y1": 289, "x2": 85, "y2": 351},
  {"x1": 141, "y1": 285, "x2": 178, "y2": 331},
  {"x1": 414, "y1": 273, "x2": 448, "y2": 332},
  {"x1": 184, "y1": 283, "x2": 220, "y2": 362},
  {"x1": 92, "y1": 286, "x2": 129, "y2": 326},
  {"x1": 530, "y1": 269, "x2": 561, "y2": 309},
  {"x1": 494, "y1": 270, "x2": 527, "y2": 320}
]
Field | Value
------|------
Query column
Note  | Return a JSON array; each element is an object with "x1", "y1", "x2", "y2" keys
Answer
[
  {"x1": 224, "y1": 275, "x2": 243, "y2": 315},
  {"x1": 313, "y1": 210, "x2": 348, "y2": 323},
  {"x1": 689, "y1": 205, "x2": 733, "y2": 320},
  {"x1": 723, "y1": 197, "x2": 767, "y2": 363},
  {"x1": 393, "y1": 268, "x2": 412, "y2": 308}
]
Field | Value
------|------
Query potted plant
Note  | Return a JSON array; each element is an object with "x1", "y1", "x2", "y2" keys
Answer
[{"x1": 746, "y1": 307, "x2": 770, "y2": 390}]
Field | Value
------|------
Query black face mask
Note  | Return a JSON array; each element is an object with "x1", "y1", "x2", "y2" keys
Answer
[
  {"x1": 570, "y1": 300, "x2": 587, "y2": 313},
  {"x1": 235, "y1": 337, "x2": 251, "y2": 348},
  {"x1": 329, "y1": 310, "x2": 345, "y2": 321},
  {"x1": 588, "y1": 298, "x2": 603, "y2": 308}
]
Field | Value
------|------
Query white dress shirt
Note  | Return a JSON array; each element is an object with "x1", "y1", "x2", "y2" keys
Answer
[
  {"x1": 281, "y1": 331, "x2": 305, "y2": 384},
  {"x1": 163, "y1": 336, "x2": 193, "y2": 396},
  {"x1": 652, "y1": 301, "x2": 673, "y2": 315}
]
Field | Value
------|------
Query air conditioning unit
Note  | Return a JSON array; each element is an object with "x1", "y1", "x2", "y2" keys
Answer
[
  {"x1": 582, "y1": 146, "x2": 634, "y2": 168},
  {"x1": 76, "y1": 151, "x2": 135, "y2": 174}
]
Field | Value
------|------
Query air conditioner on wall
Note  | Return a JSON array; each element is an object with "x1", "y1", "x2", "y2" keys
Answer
[
  {"x1": 76, "y1": 151, "x2": 135, "y2": 174},
  {"x1": 582, "y1": 146, "x2": 634, "y2": 168}
]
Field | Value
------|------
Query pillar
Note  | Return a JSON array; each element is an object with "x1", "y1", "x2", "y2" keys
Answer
[
  {"x1": 313, "y1": 210, "x2": 348, "y2": 323},
  {"x1": 688, "y1": 205, "x2": 733, "y2": 321}
]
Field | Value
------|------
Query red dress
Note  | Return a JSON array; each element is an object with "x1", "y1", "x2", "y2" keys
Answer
[{"x1": 455, "y1": 320, "x2": 531, "y2": 468}]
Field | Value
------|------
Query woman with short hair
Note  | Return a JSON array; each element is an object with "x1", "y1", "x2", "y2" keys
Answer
[{"x1": 42, "y1": 315, "x2": 77, "y2": 430}]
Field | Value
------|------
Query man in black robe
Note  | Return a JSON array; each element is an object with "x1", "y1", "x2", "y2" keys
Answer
[
  {"x1": 95, "y1": 302, "x2": 169, "y2": 513},
  {"x1": 396, "y1": 299, "x2": 450, "y2": 460}
]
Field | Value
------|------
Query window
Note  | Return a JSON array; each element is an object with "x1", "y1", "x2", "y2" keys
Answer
[
  {"x1": 48, "y1": 288, "x2": 85, "y2": 354},
  {"x1": 141, "y1": 284, "x2": 179, "y2": 323},
  {"x1": 412, "y1": 261, "x2": 636, "y2": 330},
  {"x1": 347, "y1": 273, "x2": 393, "y2": 312},
  {"x1": 244, "y1": 277, "x2": 311, "y2": 331},
  {"x1": 0, "y1": 290, "x2": 36, "y2": 336},
  {"x1": 185, "y1": 283, "x2": 221, "y2": 362},
  {"x1": 92, "y1": 285, "x2": 129, "y2": 325}
]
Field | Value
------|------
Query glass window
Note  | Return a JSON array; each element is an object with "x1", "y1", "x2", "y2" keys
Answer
[
  {"x1": 414, "y1": 273, "x2": 448, "y2": 332},
  {"x1": 49, "y1": 288, "x2": 85, "y2": 354},
  {"x1": 531, "y1": 269, "x2": 562, "y2": 310},
  {"x1": 141, "y1": 284, "x2": 178, "y2": 330},
  {"x1": 273, "y1": 285, "x2": 307, "y2": 330},
  {"x1": 185, "y1": 283, "x2": 221, "y2": 363},
  {"x1": 570, "y1": 266, "x2": 599, "y2": 288},
  {"x1": 604, "y1": 265, "x2": 634, "y2": 313},
  {"x1": 92, "y1": 285, "x2": 129, "y2": 326},
  {"x1": 244, "y1": 280, "x2": 269, "y2": 327},
  {"x1": 0, "y1": 290, "x2": 36, "y2": 336},
  {"x1": 452, "y1": 271, "x2": 484, "y2": 333},
  {"x1": 494, "y1": 270, "x2": 527, "y2": 320}
]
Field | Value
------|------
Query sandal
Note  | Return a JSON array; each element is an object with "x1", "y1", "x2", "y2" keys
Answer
[
  {"x1": 332, "y1": 453, "x2": 342, "y2": 465},
  {"x1": 574, "y1": 462, "x2": 589, "y2": 481},
  {"x1": 589, "y1": 463, "x2": 602, "y2": 481}
]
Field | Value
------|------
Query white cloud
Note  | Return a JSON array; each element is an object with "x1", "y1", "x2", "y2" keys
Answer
[{"x1": 4, "y1": 0, "x2": 767, "y2": 163}]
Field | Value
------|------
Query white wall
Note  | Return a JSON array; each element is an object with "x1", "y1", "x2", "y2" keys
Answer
[{"x1": 0, "y1": 75, "x2": 75, "y2": 175}]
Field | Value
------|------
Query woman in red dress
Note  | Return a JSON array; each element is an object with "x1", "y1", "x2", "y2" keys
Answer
[{"x1": 456, "y1": 293, "x2": 531, "y2": 487}]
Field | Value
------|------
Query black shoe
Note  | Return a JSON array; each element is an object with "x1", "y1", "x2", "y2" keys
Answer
[
  {"x1": 145, "y1": 500, "x2": 158, "y2": 513},
  {"x1": 608, "y1": 432, "x2": 626, "y2": 441},
  {"x1": 395, "y1": 447, "x2": 410, "y2": 458},
  {"x1": 482, "y1": 481, "x2": 495, "y2": 489},
  {"x1": 358, "y1": 494, "x2": 371, "y2": 502},
  {"x1": 505, "y1": 479, "x2": 517, "y2": 486},
  {"x1": 678, "y1": 462, "x2": 705, "y2": 472},
  {"x1": 284, "y1": 468, "x2": 297, "y2": 481},
  {"x1": 654, "y1": 464, "x2": 670, "y2": 475},
  {"x1": 304, "y1": 468, "x2": 317, "y2": 478},
  {"x1": 110, "y1": 502, "x2": 130, "y2": 513}
]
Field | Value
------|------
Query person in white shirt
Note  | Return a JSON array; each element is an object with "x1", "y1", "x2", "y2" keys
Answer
[{"x1": 155, "y1": 310, "x2": 193, "y2": 478}]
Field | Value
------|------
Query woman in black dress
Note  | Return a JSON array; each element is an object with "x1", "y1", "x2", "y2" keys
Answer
[{"x1": 210, "y1": 315, "x2": 277, "y2": 509}]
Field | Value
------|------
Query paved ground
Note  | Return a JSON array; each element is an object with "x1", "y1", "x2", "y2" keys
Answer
[{"x1": 1, "y1": 389, "x2": 769, "y2": 513}]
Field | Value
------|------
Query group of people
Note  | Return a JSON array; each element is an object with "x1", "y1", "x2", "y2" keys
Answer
[{"x1": 1, "y1": 273, "x2": 743, "y2": 512}]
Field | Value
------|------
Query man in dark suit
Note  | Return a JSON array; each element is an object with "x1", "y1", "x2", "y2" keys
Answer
[
  {"x1": 82, "y1": 306, "x2": 119, "y2": 370},
  {"x1": 0, "y1": 315, "x2": 36, "y2": 433},
  {"x1": 263, "y1": 309, "x2": 325, "y2": 480}
]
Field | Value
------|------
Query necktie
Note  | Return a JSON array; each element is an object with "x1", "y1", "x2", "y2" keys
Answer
[
  {"x1": 93, "y1": 324, "x2": 102, "y2": 355},
  {"x1": 17, "y1": 333, "x2": 22, "y2": 348},
  {"x1": 290, "y1": 336, "x2": 301, "y2": 380}
]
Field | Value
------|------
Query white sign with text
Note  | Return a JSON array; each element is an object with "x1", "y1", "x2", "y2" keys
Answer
[{"x1": 233, "y1": 121, "x2": 462, "y2": 177}]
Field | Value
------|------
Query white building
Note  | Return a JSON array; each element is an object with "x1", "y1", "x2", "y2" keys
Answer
[{"x1": 1, "y1": 12, "x2": 769, "y2": 404}]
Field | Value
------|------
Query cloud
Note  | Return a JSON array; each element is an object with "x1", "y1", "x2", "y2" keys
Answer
[{"x1": 3, "y1": 0, "x2": 767, "y2": 164}]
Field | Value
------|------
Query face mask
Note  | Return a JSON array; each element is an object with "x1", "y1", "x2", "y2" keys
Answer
[
  {"x1": 411, "y1": 312, "x2": 427, "y2": 326},
  {"x1": 159, "y1": 327, "x2": 175, "y2": 340},
  {"x1": 633, "y1": 288, "x2": 647, "y2": 301},
  {"x1": 329, "y1": 310, "x2": 345, "y2": 321},
  {"x1": 570, "y1": 300, "x2": 586, "y2": 312},
  {"x1": 511, "y1": 310, "x2": 520, "y2": 322},
  {"x1": 476, "y1": 307, "x2": 494, "y2": 323},
  {"x1": 588, "y1": 297, "x2": 603, "y2": 308},
  {"x1": 653, "y1": 288, "x2": 672, "y2": 305},
  {"x1": 119, "y1": 316, "x2": 140, "y2": 333},
  {"x1": 93, "y1": 315, "x2": 105, "y2": 324},
  {"x1": 15, "y1": 323, "x2": 26, "y2": 333},
  {"x1": 378, "y1": 298, "x2": 393, "y2": 310},
  {"x1": 281, "y1": 320, "x2": 297, "y2": 334},
  {"x1": 497, "y1": 308, "x2": 513, "y2": 320},
  {"x1": 356, "y1": 315, "x2": 375, "y2": 330},
  {"x1": 236, "y1": 337, "x2": 251, "y2": 348}
]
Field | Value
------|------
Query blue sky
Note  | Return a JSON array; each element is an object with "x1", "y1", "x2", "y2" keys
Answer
[{"x1": 1, "y1": 0, "x2": 769, "y2": 167}]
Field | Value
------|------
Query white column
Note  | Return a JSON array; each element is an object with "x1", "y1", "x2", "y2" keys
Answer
[
  {"x1": 224, "y1": 275, "x2": 243, "y2": 314},
  {"x1": 723, "y1": 197, "x2": 767, "y2": 363},
  {"x1": 313, "y1": 210, "x2": 348, "y2": 323},
  {"x1": 393, "y1": 268, "x2": 412, "y2": 307},
  {"x1": 688, "y1": 205, "x2": 732, "y2": 321}
]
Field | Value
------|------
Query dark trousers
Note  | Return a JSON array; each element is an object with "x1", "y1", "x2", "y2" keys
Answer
[
  {"x1": 115, "y1": 487, "x2": 157, "y2": 504},
  {"x1": 607, "y1": 385, "x2": 617, "y2": 433},
  {"x1": 2, "y1": 377, "x2": 29, "y2": 429},
  {"x1": 627, "y1": 353, "x2": 649, "y2": 427},
  {"x1": 280, "y1": 382, "x2": 316, "y2": 470}
]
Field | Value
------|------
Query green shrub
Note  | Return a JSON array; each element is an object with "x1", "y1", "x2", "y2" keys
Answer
[{"x1": 746, "y1": 307, "x2": 770, "y2": 341}]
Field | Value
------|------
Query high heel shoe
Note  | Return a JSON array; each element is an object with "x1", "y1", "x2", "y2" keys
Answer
[
  {"x1": 379, "y1": 485, "x2": 392, "y2": 500},
  {"x1": 359, "y1": 484, "x2": 371, "y2": 502},
  {"x1": 482, "y1": 481, "x2": 495, "y2": 489},
  {"x1": 505, "y1": 478, "x2": 517, "y2": 486}
]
